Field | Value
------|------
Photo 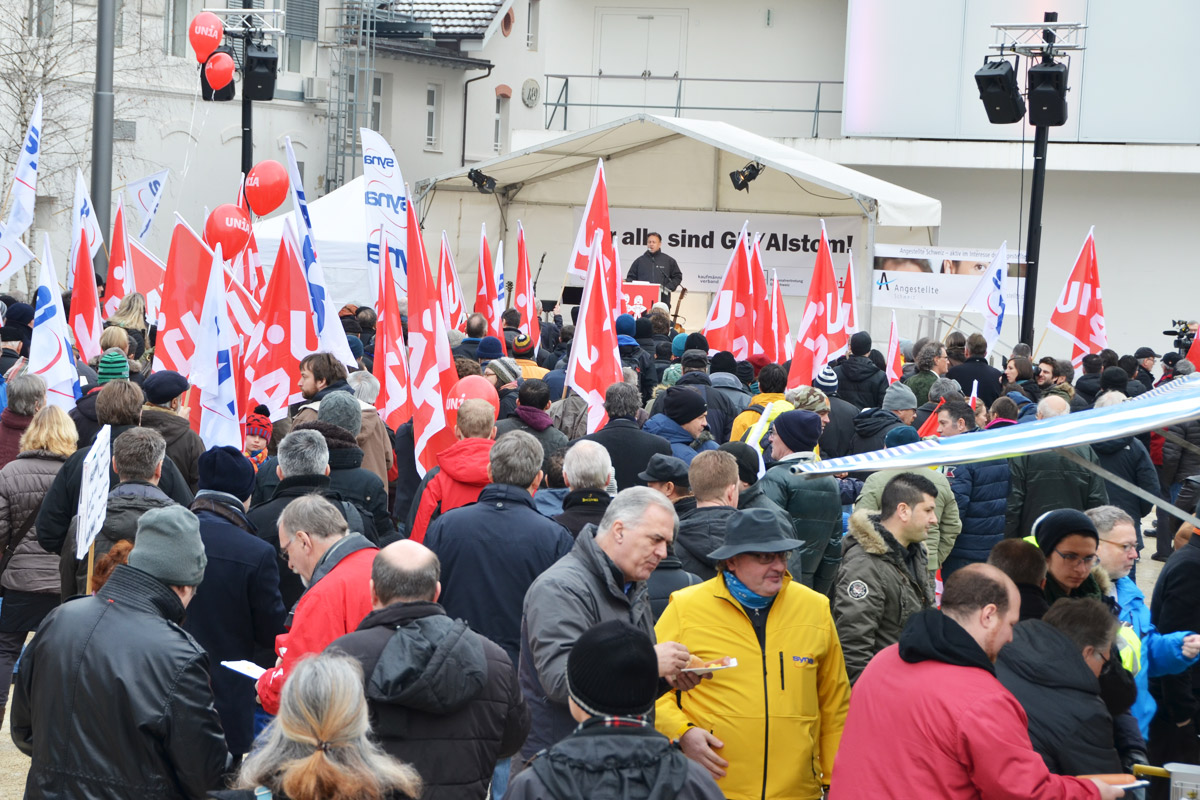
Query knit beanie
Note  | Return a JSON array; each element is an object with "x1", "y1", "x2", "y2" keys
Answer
[
  {"x1": 318, "y1": 391, "x2": 363, "y2": 437},
  {"x1": 661, "y1": 363, "x2": 682, "y2": 387},
  {"x1": 347, "y1": 336, "x2": 364, "y2": 360},
  {"x1": 635, "y1": 316, "x2": 654, "y2": 339},
  {"x1": 719, "y1": 441, "x2": 761, "y2": 485},
  {"x1": 882, "y1": 382, "x2": 918, "y2": 412},
  {"x1": 884, "y1": 425, "x2": 920, "y2": 448},
  {"x1": 198, "y1": 445, "x2": 257, "y2": 500},
  {"x1": 340, "y1": 315, "x2": 362, "y2": 336},
  {"x1": 664, "y1": 386, "x2": 707, "y2": 425},
  {"x1": 1031, "y1": 508, "x2": 1099, "y2": 556},
  {"x1": 671, "y1": 333, "x2": 688, "y2": 358},
  {"x1": 476, "y1": 336, "x2": 505, "y2": 362},
  {"x1": 813, "y1": 365, "x2": 839, "y2": 395},
  {"x1": 567, "y1": 620, "x2": 660, "y2": 718},
  {"x1": 447, "y1": 328, "x2": 466, "y2": 348},
  {"x1": 710, "y1": 351, "x2": 737, "y2": 375},
  {"x1": 772, "y1": 409, "x2": 821, "y2": 452},
  {"x1": 245, "y1": 408, "x2": 273, "y2": 441},
  {"x1": 129, "y1": 506, "x2": 208, "y2": 587},
  {"x1": 850, "y1": 331, "x2": 872, "y2": 356},
  {"x1": 684, "y1": 332, "x2": 709, "y2": 353},
  {"x1": 97, "y1": 350, "x2": 130, "y2": 384},
  {"x1": 1100, "y1": 366, "x2": 1130, "y2": 392},
  {"x1": 735, "y1": 361, "x2": 755, "y2": 389},
  {"x1": 487, "y1": 357, "x2": 521, "y2": 387},
  {"x1": 615, "y1": 314, "x2": 636, "y2": 337},
  {"x1": 789, "y1": 386, "x2": 828, "y2": 413},
  {"x1": 513, "y1": 333, "x2": 536, "y2": 356}
]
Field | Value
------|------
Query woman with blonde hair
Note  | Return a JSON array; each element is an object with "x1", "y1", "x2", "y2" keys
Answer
[
  {"x1": 213, "y1": 653, "x2": 422, "y2": 800},
  {"x1": 0, "y1": 404, "x2": 78, "y2": 720},
  {"x1": 104, "y1": 292, "x2": 149, "y2": 360}
]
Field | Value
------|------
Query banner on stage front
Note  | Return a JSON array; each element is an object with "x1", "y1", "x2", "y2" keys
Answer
[
  {"x1": 871, "y1": 244, "x2": 1026, "y2": 312},
  {"x1": 581, "y1": 209, "x2": 860, "y2": 297}
]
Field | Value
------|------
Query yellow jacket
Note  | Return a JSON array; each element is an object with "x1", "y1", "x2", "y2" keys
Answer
[{"x1": 655, "y1": 573, "x2": 851, "y2": 800}]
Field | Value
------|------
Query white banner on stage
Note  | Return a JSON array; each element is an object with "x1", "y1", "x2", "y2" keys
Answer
[
  {"x1": 871, "y1": 244, "x2": 1026, "y2": 312},
  {"x1": 579, "y1": 208, "x2": 860, "y2": 297}
]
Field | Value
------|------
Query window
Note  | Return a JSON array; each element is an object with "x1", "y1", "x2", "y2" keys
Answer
[
  {"x1": 371, "y1": 76, "x2": 382, "y2": 131},
  {"x1": 31, "y1": 0, "x2": 54, "y2": 37},
  {"x1": 285, "y1": 0, "x2": 318, "y2": 41},
  {"x1": 282, "y1": 37, "x2": 302, "y2": 72},
  {"x1": 425, "y1": 84, "x2": 441, "y2": 150},
  {"x1": 494, "y1": 96, "x2": 509, "y2": 154},
  {"x1": 114, "y1": 0, "x2": 124, "y2": 47},
  {"x1": 164, "y1": 0, "x2": 189, "y2": 56},
  {"x1": 526, "y1": 0, "x2": 539, "y2": 50}
]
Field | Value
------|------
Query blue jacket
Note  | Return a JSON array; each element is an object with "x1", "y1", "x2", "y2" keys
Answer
[
  {"x1": 945, "y1": 448, "x2": 1010, "y2": 565},
  {"x1": 643, "y1": 414, "x2": 718, "y2": 465},
  {"x1": 1115, "y1": 575, "x2": 1199, "y2": 738}
]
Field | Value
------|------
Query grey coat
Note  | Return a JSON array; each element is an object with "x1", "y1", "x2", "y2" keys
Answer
[
  {"x1": 518, "y1": 525, "x2": 656, "y2": 761},
  {"x1": 759, "y1": 452, "x2": 845, "y2": 593},
  {"x1": 0, "y1": 451, "x2": 67, "y2": 594}
]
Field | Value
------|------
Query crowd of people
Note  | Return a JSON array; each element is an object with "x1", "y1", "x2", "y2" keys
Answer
[{"x1": 1, "y1": 289, "x2": 1199, "y2": 800}]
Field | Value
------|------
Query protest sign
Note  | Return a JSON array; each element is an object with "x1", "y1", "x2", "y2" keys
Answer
[{"x1": 76, "y1": 424, "x2": 113, "y2": 565}]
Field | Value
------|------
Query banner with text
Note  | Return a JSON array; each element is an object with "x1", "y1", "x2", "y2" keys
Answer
[
  {"x1": 578, "y1": 208, "x2": 860, "y2": 297},
  {"x1": 871, "y1": 244, "x2": 1026, "y2": 312}
]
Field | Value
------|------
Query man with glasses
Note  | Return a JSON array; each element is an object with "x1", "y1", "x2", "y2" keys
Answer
[
  {"x1": 1133, "y1": 346, "x2": 1159, "y2": 392},
  {"x1": 904, "y1": 341, "x2": 949, "y2": 405},
  {"x1": 655, "y1": 507, "x2": 851, "y2": 799}
]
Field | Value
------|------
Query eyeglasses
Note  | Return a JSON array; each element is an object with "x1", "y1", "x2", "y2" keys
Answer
[
  {"x1": 281, "y1": 535, "x2": 301, "y2": 557},
  {"x1": 1091, "y1": 647, "x2": 1111, "y2": 666},
  {"x1": 1053, "y1": 550, "x2": 1100, "y2": 567},
  {"x1": 746, "y1": 552, "x2": 788, "y2": 565},
  {"x1": 1100, "y1": 539, "x2": 1139, "y2": 555}
]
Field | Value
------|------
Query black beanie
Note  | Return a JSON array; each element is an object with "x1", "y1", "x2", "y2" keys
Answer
[
  {"x1": 719, "y1": 441, "x2": 760, "y2": 485},
  {"x1": 1100, "y1": 366, "x2": 1130, "y2": 392},
  {"x1": 198, "y1": 446, "x2": 257, "y2": 501},
  {"x1": 567, "y1": 621, "x2": 659, "y2": 718},
  {"x1": 664, "y1": 386, "x2": 707, "y2": 425},
  {"x1": 710, "y1": 351, "x2": 737, "y2": 375},
  {"x1": 850, "y1": 330, "x2": 872, "y2": 356},
  {"x1": 684, "y1": 332, "x2": 709, "y2": 352},
  {"x1": 1031, "y1": 508, "x2": 1098, "y2": 556}
]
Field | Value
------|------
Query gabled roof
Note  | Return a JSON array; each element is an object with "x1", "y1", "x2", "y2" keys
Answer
[{"x1": 401, "y1": 0, "x2": 504, "y2": 37}]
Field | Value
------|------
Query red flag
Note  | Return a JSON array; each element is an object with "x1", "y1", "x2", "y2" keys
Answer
[
  {"x1": 1187, "y1": 332, "x2": 1200, "y2": 372},
  {"x1": 566, "y1": 160, "x2": 618, "y2": 293},
  {"x1": 1047, "y1": 227, "x2": 1107, "y2": 368},
  {"x1": 233, "y1": 231, "x2": 267, "y2": 304},
  {"x1": 129, "y1": 239, "x2": 166, "y2": 327},
  {"x1": 102, "y1": 196, "x2": 135, "y2": 318},
  {"x1": 154, "y1": 216, "x2": 214, "y2": 374},
  {"x1": 474, "y1": 223, "x2": 502, "y2": 339},
  {"x1": 70, "y1": 229, "x2": 103, "y2": 362},
  {"x1": 764, "y1": 268, "x2": 793, "y2": 364},
  {"x1": 407, "y1": 189, "x2": 459, "y2": 475},
  {"x1": 566, "y1": 230, "x2": 623, "y2": 434},
  {"x1": 244, "y1": 219, "x2": 318, "y2": 420},
  {"x1": 747, "y1": 235, "x2": 771, "y2": 367},
  {"x1": 514, "y1": 222, "x2": 540, "y2": 352},
  {"x1": 917, "y1": 397, "x2": 945, "y2": 438},
  {"x1": 438, "y1": 231, "x2": 468, "y2": 332},
  {"x1": 373, "y1": 229, "x2": 414, "y2": 430},
  {"x1": 841, "y1": 254, "x2": 859, "y2": 335},
  {"x1": 702, "y1": 224, "x2": 753, "y2": 359},
  {"x1": 968, "y1": 379, "x2": 979, "y2": 411},
  {"x1": 224, "y1": 266, "x2": 260, "y2": 346},
  {"x1": 787, "y1": 221, "x2": 848, "y2": 388},
  {"x1": 885, "y1": 310, "x2": 902, "y2": 383}
]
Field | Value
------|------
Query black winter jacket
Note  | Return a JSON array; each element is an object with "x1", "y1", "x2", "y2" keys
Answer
[
  {"x1": 1150, "y1": 533, "x2": 1200, "y2": 725},
  {"x1": 945, "y1": 442, "x2": 1011, "y2": 565},
  {"x1": 1005, "y1": 446, "x2": 1109, "y2": 538},
  {"x1": 647, "y1": 556, "x2": 702, "y2": 621},
  {"x1": 1074, "y1": 373, "x2": 1103, "y2": 408},
  {"x1": 834, "y1": 356, "x2": 888, "y2": 410},
  {"x1": 69, "y1": 481, "x2": 176, "y2": 596},
  {"x1": 328, "y1": 602, "x2": 529, "y2": 800},
  {"x1": 847, "y1": 407, "x2": 904, "y2": 459},
  {"x1": 1161, "y1": 418, "x2": 1200, "y2": 487},
  {"x1": 945, "y1": 357, "x2": 1004, "y2": 408},
  {"x1": 819, "y1": 396, "x2": 859, "y2": 459},
  {"x1": 553, "y1": 489, "x2": 612, "y2": 538},
  {"x1": 1092, "y1": 436, "x2": 1158, "y2": 533},
  {"x1": 11, "y1": 565, "x2": 228, "y2": 799},
  {"x1": 675, "y1": 505, "x2": 735, "y2": 580},
  {"x1": 996, "y1": 620, "x2": 1123, "y2": 776},
  {"x1": 582, "y1": 418, "x2": 672, "y2": 492}
]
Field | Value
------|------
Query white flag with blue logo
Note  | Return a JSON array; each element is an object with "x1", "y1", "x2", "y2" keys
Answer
[
  {"x1": 494, "y1": 241, "x2": 506, "y2": 324},
  {"x1": 5, "y1": 94, "x2": 41, "y2": 238},
  {"x1": 964, "y1": 241, "x2": 1008, "y2": 352},
  {"x1": 359, "y1": 128, "x2": 407, "y2": 302},
  {"x1": 28, "y1": 234, "x2": 81, "y2": 410},
  {"x1": 283, "y1": 137, "x2": 356, "y2": 367},
  {"x1": 70, "y1": 169, "x2": 104, "y2": 264},
  {"x1": 192, "y1": 243, "x2": 242, "y2": 450},
  {"x1": 127, "y1": 169, "x2": 169, "y2": 240}
]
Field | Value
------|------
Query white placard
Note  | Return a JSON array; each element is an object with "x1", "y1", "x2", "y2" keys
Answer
[
  {"x1": 76, "y1": 425, "x2": 112, "y2": 561},
  {"x1": 871, "y1": 244, "x2": 1027, "y2": 313},
  {"x1": 222, "y1": 660, "x2": 267, "y2": 680}
]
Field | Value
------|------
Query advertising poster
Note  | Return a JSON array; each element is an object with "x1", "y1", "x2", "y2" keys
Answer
[{"x1": 872, "y1": 244, "x2": 1026, "y2": 312}]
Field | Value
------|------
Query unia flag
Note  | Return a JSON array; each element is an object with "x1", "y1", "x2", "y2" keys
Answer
[
  {"x1": 1047, "y1": 227, "x2": 1106, "y2": 368},
  {"x1": 565, "y1": 230, "x2": 623, "y2": 433},
  {"x1": 787, "y1": 221, "x2": 848, "y2": 388}
]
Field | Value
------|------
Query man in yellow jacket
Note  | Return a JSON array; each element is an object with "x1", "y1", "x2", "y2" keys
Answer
[{"x1": 655, "y1": 507, "x2": 851, "y2": 800}]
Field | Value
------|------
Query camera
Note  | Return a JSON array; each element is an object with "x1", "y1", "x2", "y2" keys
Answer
[{"x1": 1163, "y1": 319, "x2": 1197, "y2": 355}]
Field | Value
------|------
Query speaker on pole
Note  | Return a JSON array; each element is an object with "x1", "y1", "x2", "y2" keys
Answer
[{"x1": 244, "y1": 42, "x2": 278, "y2": 101}]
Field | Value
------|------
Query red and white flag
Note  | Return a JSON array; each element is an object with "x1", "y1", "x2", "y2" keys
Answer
[
  {"x1": 566, "y1": 160, "x2": 617, "y2": 286},
  {"x1": 102, "y1": 196, "x2": 137, "y2": 318},
  {"x1": 438, "y1": 231, "x2": 468, "y2": 332},
  {"x1": 765, "y1": 268, "x2": 793, "y2": 364},
  {"x1": 703, "y1": 223, "x2": 754, "y2": 359},
  {"x1": 373, "y1": 229, "x2": 414, "y2": 430},
  {"x1": 841, "y1": 254, "x2": 859, "y2": 336},
  {"x1": 154, "y1": 215, "x2": 215, "y2": 374},
  {"x1": 787, "y1": 221, "x2": 848, "y2": 388},
  {"x1": 69, "y1": 229, "x2": 103, "y2": 362},
  {"x1": 1186, "y1": 331, "x2": 1200, "y2": 372},
  {"x1": 223, "y1": 266, "x2": 261, "y2": 346},
  {"x1": 474, "y1": 223, "x2": 503, "y2": 339},
  {"x1": 747, "y1": 234, "x2": 771, "y2": 367},
  {"x1": 1047, "y1": 227, "x2": 1107, "y2": 368},
  {"x1": 566, "y1": 230, "x2": 624, "y2": 434},
  {"x1": 407, "y1": 188, "x2": 459, "y2": 475},
  {"x1": 129, "y1": 239, "x2": 166, "y2": 327},
  {"x1": 514, "y1": 222, "x2": 540, "y2": 353},
  {"x1": 244, "y1": 218, "x2": 318, "y2": 421},
  {"x1": 968, "y1": 379, "x2": 979, "y2": 411},
  {"x1": 885, "y1": 310, "x2": 902, "y2": 383},
  {"x1": 233, "y1": 232, "x2": 267, "y2": 304}
]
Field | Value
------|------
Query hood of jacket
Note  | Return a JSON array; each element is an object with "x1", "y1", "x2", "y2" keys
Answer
[
  {"x1": 852, "y1": 407, "x2": 902, "y2": 437},
  {"x1": 841, "y1": 355, "x2": 882, "y2": 383},
  {"x1": 364, "y1": 602, "x2": 488, "y2": 714},
  {"x1": 437, "y1": 437, "x2": 494, "y2": 484},
  {"x1": 676, "y1": 505, "x2": 735, "y2": 568},
  {"x1": 191, "y1": 490, "x2": 255, "y2": 533},
  {"x1": 139, "y1": 408, "x2": 194, "y2": 447},
  {"x1": 996, "y1": 619, "x2": 1100, "y2": 694},
  {"x1": 898, "y1": 608, "x2": 995, "y2": 674},
  {"x1": 73, "y1": 388, "x2": 100, "y2": 423},
  {"x1": 1091, "y1": 436, "x2": 1132, "y2": 455},
  {"x1": 674, "y1": 371, "x2": 712, "y2": 388},
  {"x1": 618, "y1": 337, "x2": 642, "y2": 351},
  {"x1": 643, "y1": 414, "x2": 695, "y2": 445},
  {"x1": 710, "y1": 372, "x2": 748, "y2": 394},
  {"x1": 531, "y1": 719, "x2": 690, "y2": 800}
]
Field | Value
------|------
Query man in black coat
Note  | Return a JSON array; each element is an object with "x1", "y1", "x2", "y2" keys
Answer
[
  {"x1": 647, "y1": 350, "x2": 738, "y2": 444},
  {"x1": 184, "y1": 447, "x2": 286, "y2": 759},
  {"x1": 12, "y1": 506, "x2": 228, "y2": 797},
  {"x1": 554, "y1": 440, "x2": 613, "y2": 537},
  {"x1": 834, "y1": 331, "x2": 889, "y2": 410},
  {"x1": 945, "y1": 333, "x2": 1004, "y2": 408},
  {"x1": 452, "y1": 313, "x2": 488, "y2": 360},
  {"x1": 328, "y1": 541, "x2": 529, "y2": 800},
  {"x1": 625, "y1": 232, "x2": 682, "y2": 304},
  {"x1": 1150, "y1": 527, "x2": 1200, "y2": 780},
  {"x1": 582, "y1": 382, "x2": 671, "y2": 491},
  {"x1": 675, "y1": 450, "x2": 739, "y2": 579}
]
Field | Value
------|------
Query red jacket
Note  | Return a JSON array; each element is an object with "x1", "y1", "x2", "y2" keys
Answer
[
  {"x1": 256, "y1": 544, "x2": 376, "y2": 714},
  {"x1": 829, "y1": 644, "x2": 1100, "y2": 800},
  {"x1": 409, "y1": 437, "x2": 493, "y2": 543}
]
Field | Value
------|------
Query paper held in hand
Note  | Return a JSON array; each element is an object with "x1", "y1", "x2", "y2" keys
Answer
[
  {"x1": 222, "y1": 660, "x2": 268, "y2": 680},
  {"x1": 76, "y1": 425, "x2": 113, "y2": 561}
]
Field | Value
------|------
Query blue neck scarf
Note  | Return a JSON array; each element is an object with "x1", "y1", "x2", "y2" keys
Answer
[{"x1": 724, "y1": 571, "x2": 771, "y2": 610}]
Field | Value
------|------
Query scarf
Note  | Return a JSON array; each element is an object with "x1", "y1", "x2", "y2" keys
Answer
[
  {"x1": 245, "y1": 448, "x2": 269, "y2": 469},
  {"x1": 724, "y1": 570, "x2": 771, "y2": 610},
  {"x1": 514, "y1": 403, "x2": 554, "y2": 432}
]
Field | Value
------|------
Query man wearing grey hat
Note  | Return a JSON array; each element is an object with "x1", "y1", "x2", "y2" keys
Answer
[
  {"x1": 654, "y1": 507, "x2": 851, "y2": 798},
  {"x1": 12, "y1": 506, "x2": 229, "y2": 796},
  {"x1": 846, "y1": 381, "x2": 916, "y2": 460}
]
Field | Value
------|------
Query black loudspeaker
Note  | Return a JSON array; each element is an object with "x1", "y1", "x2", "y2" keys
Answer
[
  {"x1": 974, "y1": 60, "x2": 1025, "y2": 125},
  {"x1": 1028, "y1": 61, "x2": 1069, "y2": 127},
  {"x1": 201, "y1": 45, "x2": 236, "y2": 101},
  {"x1": 244, "y1": 42, "x2": 278, "y2": 101}
]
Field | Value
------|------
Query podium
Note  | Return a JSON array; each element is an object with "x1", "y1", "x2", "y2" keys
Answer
[{"x1": 621, "y1": 281, "x2": 661, "y2": 316}]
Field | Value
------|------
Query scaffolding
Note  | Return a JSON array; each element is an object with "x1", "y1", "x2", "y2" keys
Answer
[{"x1": 324, "y1": 1, "x2": 377, "y2": 194}]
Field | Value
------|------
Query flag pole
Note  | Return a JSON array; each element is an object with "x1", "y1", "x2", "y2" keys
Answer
[
  {"x1": 941, "y1": 301, "x2": 971, "y2": 344},
  {"x1": 1032, "y1": 329, "x2": 1049, "y2": 359},
  {"x1": 86, "y1": 541, "x2": 96, "y2": 594}
]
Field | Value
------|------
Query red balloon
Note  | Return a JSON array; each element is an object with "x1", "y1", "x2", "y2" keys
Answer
[
  {"x1": 204, "y1": 52, "x2": 235, "y2": 91},
  {"x1": 204, "y1": 204, "x2": 252, "y2": 257},
  {"x1": 245, "y1": 160, "x2": 289, "y2": 216},
  {"x1": 189, "y1": 12, "x2": 224, "y2": 63},
  {"x1": 445, "y1": 375, "x2": 499, "y2": 432}
]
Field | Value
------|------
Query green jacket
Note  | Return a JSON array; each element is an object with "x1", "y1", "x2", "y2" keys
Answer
[
  {"x1": 854, "y1": 467, "x2": 962, "y2": 573},
  {"x1": 1004, "y1": 446, "x2": 1109, "y2": 539},
  {"x1": 904, "y1": 369, "x2": 938, "y2": 406},
  {"x1": 759, "y1": 452, "x2": 844, "y2": 594}
]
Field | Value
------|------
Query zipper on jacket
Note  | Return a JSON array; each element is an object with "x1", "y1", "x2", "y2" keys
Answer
[
  {"x1": 760, "y1": 643, "x2": 769, "y2": 800},
  {"x1": 779, "y1": 651, "x2": 785, "y2": 691}
]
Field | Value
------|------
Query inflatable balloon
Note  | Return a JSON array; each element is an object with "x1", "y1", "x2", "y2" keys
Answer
[
  {"x1": 204, "y1": 204, "x2": 252, "y2": 257},
  {"x1": 445, "y1": 374, "x2": 500, "y2": 431},
  {"x1": 245, "y1": 160, "x2": 289, "y2": 216},
  {"x1": 189, "y1": 12, "x2": 224, "y2": 63},
  {"x1": 204, "y1": 51, "x2": 235, "y2": 91}
]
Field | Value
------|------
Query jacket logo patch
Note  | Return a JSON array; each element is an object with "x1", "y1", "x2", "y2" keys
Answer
[
  {"x1": 792, "y1": 656, "x2": 815, "y2": 667},
  {"x1": 847, "y1": 580, "x2": 870, "y2": 600}
]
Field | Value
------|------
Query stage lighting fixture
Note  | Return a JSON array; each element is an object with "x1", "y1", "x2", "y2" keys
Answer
[
  {"x1": 468, "y1": 168, "x2": 496, "y2": 194},
  {"x1": 1027, "y1": 61, "x2": 1069, "y2": 127},
  {"x1": 974, "y1": 59, "x2": 1025, "y2": 124},
  {"x1": 729, "y1": 162, "x2": 763, "y2": 192}
]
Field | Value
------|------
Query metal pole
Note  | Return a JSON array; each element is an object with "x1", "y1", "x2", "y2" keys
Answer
[
  {"x1": 1020, "y1": 123, "x2": 1049, "y2": 347},
  {"x1": 241, "y1": 0, "x2": 254, "y2": 175},
  {"x1": 91, "y1": 0, "x2": 115, "y2": 278}
]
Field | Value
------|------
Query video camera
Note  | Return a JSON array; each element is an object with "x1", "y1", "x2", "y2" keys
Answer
[{"x1": 1163, "y1": 319, "x2": 1197, "y2": 355}]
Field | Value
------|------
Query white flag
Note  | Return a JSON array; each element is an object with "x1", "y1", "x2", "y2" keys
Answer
[
  {"x1": 359, "y1": 128, "x2": 408, "y2": 301},
  {"x1": 0, "y1": 228, "x2": 35, "y2": 286},
  {"x1": 127, "y1": 169, "x2": 169, "y2": 240},
  {"x1": 28, "y1": 234, "x2": 82, "y2": 410},
  {"x1": 71, "y1": 170, "x2": 104, "y2": 264},
  {"x1": 5, "y1": 94, "x2": 41, "y2": 238},
  {"x1": 964, "y1": 241, "x2": 1009, "y2": 352},
  {"x1": 192, "y1": 243, "x2": 242, "y2": 449}
]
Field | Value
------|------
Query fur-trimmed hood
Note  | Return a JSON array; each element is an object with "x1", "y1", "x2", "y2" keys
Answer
[{"x1": 847, "y1": 508, "x2": 901, "y2": 557}]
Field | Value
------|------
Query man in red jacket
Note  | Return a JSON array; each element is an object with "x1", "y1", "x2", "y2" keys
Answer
[
  {"x1": 406, "y1": 398, "x2": 497, "y2": 542},
  {"x1": 829, "y1": 564, "x2": 1124, "y2": 800},
  {"x1": 256, "y1": 493, "x2": 377, "y2": 714}
]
